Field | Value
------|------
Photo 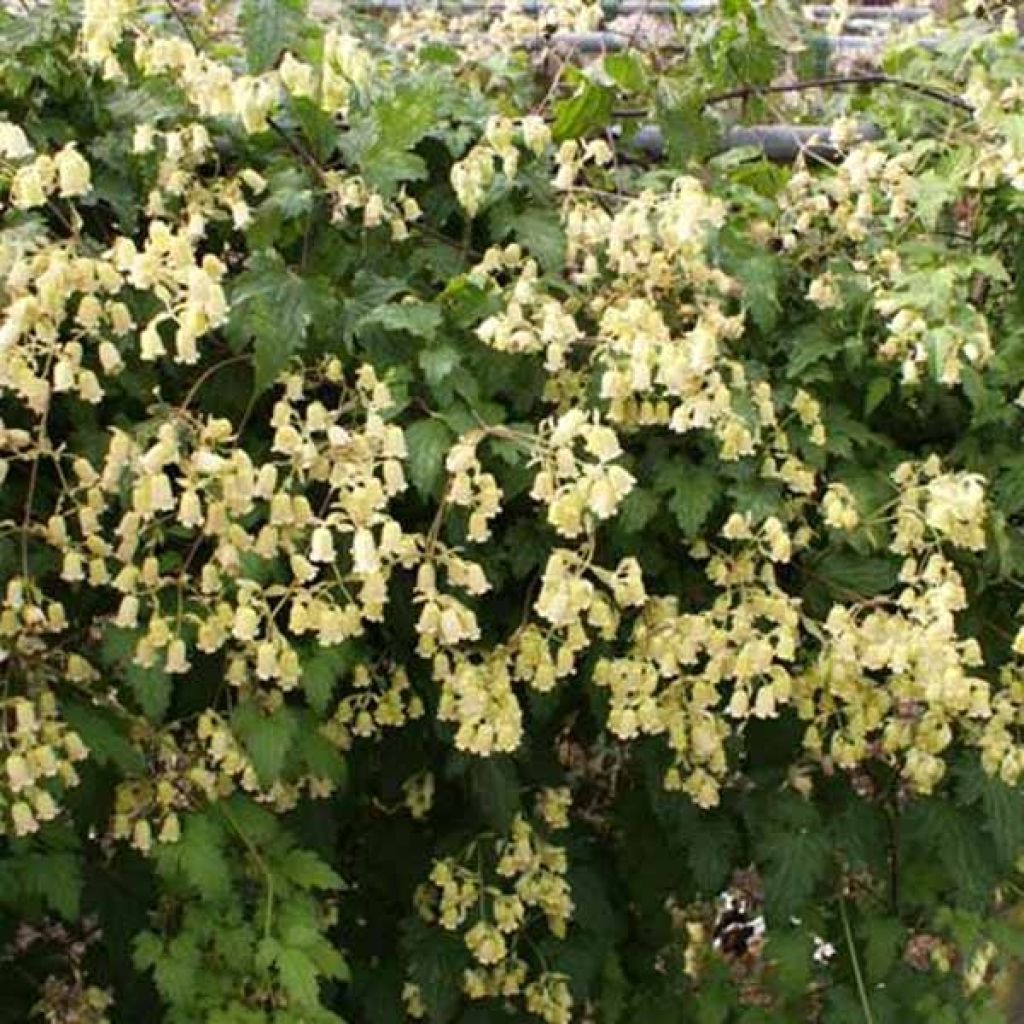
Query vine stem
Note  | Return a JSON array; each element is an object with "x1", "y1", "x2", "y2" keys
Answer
[
  {"x1": 176, "y1": 352, "x2": 251, "y2": 414},
  {"x1": 701, "y1": 73, "x2": 973, "y2": 113},
  {"x1": 839, "y1": 890, "x2": 877, "y2": 1024},
  {"x1": 219, "y1": 803, "x2": 275, "y2": 940},
  {"x1": 612, "y1": 73, "x2": 973, "y2": 118}
]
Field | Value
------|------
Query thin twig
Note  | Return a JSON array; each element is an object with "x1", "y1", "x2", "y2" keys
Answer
[
  {"x1": 611, "y1": 74, "x2": 974, "y2": 118},
  {"x1": 266, "y1": 116, "x2": 326, "y2": 180},
  {"x1": 176, "y1": 352, "x2": 251, "y2": 414},
  {"x1": 702, "y1": 74, "x2": 973, "y2": 114},
  {"x1": 218, "y1": 803, "x2": 276, "y2": 939},
  {"x1": 163, "y1": 0, "x2": 201, "y2": 49},
  {"x1": 839, "y1": 890, "x2": 877, "y2": 1024}
]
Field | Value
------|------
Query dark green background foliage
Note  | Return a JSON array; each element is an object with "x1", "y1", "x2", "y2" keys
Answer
[{"x1": 3, "y1": 2, "x2": 1024, "y2": 1023}]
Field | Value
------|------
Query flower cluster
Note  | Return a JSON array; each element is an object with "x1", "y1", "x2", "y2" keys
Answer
[
  {"x1": 408, "y1": 813, "x2": 574, "y2": 1022},
  {"x1": 1, "y1": 693, "x2": 88, "y2": 837}
]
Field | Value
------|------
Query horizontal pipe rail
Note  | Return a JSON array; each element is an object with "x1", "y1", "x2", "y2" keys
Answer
[
  {"x1": 628, "y1": 121, "x2": 884, "y2": 162},
  {"x1": 526, "y1": 31, "x2": 883, "y2": 53},
  {"x1": 355, "y1": 0, "x2": 932, "y2": 18}
]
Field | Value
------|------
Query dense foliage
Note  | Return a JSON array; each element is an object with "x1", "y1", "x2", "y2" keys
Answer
[{"x1": 5, "y1": 0, "x2": 1024, "y2": 1021}]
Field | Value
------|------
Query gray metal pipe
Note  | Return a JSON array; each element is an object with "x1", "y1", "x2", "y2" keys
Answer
[
  {"x1": 528, "y1": 31, "x2": 880, "y2": 53},
  {"x1": 355, "y1": 0, "x2": 931, "y2": 17},
  {"x1": 627, "y1": 121, "x2": 884, "y2": 162},
  {"x1": 354, "y1": 0, "x2": 714, "y2": 11}
]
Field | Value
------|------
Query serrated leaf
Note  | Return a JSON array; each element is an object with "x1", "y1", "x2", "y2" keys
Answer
[
  {"x1": 8, "y1": 850, "x2": 82, "y2": 919},
  {"x1": 61, "y1": 699, "x2": 144, "y2": 774},
  {"x1": 552, "y1": 81, "x2": 614, "y2": 141},
  {"x1": 401, "y1": 918, "x2": 468, "y2": 1024},
  {"x1": 231, "y1": 702, "x2": 299, "y2": 786},
  {"x1": 277, "y1": 947, "x2": 320, "y2": 1006},
  {"x1": 300, "y1": 730, "x2": 348, "y2": 784},
  {"x1": 360, "y1": 301, "x2": 442, "y2": 340},
  {"x1": 956, "y1": 761, "x2": 1024, "y2": 868},
  {"x1": 599, "y1": 952, "x2": 627, "y2": 1024},
  {"x1": 354, "y1": 83, "x2": 443, "y2": 194},
  {"x1": 786, "y1": 321, "x2": 835, "y2": 378},
  {"x1": 281, "y1": 848, "x2": 343, "y2": 891},
  {"x1": 656, "y1": 85, "x2": 720, "y2": 165},
  {"x1": 687, "y1": 815, "x2": 739, "y2": 894},
  {"x1": 864, "y1": 377, "x2": 892, "y2": 416},
  {"x1": 617, "y1": 487, "x2": 660, "y2": 534},
  {"x1": 226, "y1": 251, "x2": 331, "y2": 393},
  {"x1": 126, "y1": 663, "x2": 171, "y2": 722},
  {"x1": 419, "y1": 346, "x2": 460, "y2": 389},
  {"x1": 604, "y1": 52, "x2": 647, "y2": 93},
  {"x1": 861, "y1": 917, "x2": 904, "y2": 983},
  {"x1": 155, "y1": 813, "x2": 232, "y2": 901},
  {"x1": 809, "y1": 550, "x2": 898, "y2": 600},
  {"x1": 100, "y1": 624, "x2": 171, "y2": 721},
  {"x1": 769, "y1": 929, "x2": 813, "y2": 997},
  {"x1": 301, "y1": 643, "x2": 356, "y2": 714},
  {"x1": 489, "y1": 206, "x2": 566, "y2": 274},
  {"x1": 667, "y1": 466, "x2": 721, "y2": 539},
  {"x1": 405, "y1": 418, "x2": 454, "y2": 499},
  {"x1": 720, "y1": 230, "x2": 780, "y2": 332},
  {"x1": 981, "y1": 778, "x2": 1024, "y2": 866},
  {"x1": 762, "y1": 824, "x2": 830, "y2": 921},
  {"x1": 466, "y1": 756, "x2": 520, "y2": 833},
  {"x1": 153, "y1": 937, "x2": 201, "y2": 1004},
  {"x1": 240, "y1": 0, "x2": 305, "y2": 73}
]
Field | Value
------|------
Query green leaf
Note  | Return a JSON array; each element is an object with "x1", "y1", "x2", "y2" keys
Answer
[
  {"x1": 405, "y1": 418, "x2": 454, "y2": 499},
  {"x1": 401, "y1": 918, "x2": 469, "y2": 1024},
  {"x1": 656, "y1": 85, "x2": 720, "y2": 165},
  {"x1": 762, "y1": 822, "x2": 830, "y2": 921},
  {"x1": 152, "y1": 936, "x2": 202, "y2": 1004},
  {"x1": 861, "y1": 917, "x2": 904, "y2": 983},
  {"x1": 277, "y1": 947, "x2": 321, "y2": 1006},
  {"x1": 354, "y1": 83, "x2": 443, "y2": 194},
  {"x1": 240, "y1": 0, "x2": 305, "y2": 73},
  {"x1": 61, "y1": 699, "x2": 145, "y2": 774},
  {"x1": 599, "y1": 952, "x2": 627, "y2": 1024},
  {"x1": 489, "y1": 206, "x2": 566, "y2": 274},
  {"x1": 226, "y1": 251, "x2": 331, "y2": 393},
  {"x1": 604, "y1": 52, "x2": 647, "y2": 93},
  {"x1": 466, "y1": 756, "x2": 520, "y2": 833},
  {"x1": 155, "y1": 812, "x2": 232, "y2": 901},
  {"x1": 981, "y1": 777, "x2": 1024, "y2": 867},
  {"x1": 552, "y1": 81, "x2": 614, "y2": 141},
  {"x1": 666, "y1": 466, "x2": 721, "y2": 539},
  {"x1": 786, "y1": 321, "x2": 836, "y2": 379},
  {"x1": 300, "y1": 730, "x2": 348, "y2": 785},
  {"x1": 360, "y1": 301, "x2": 442, "y2": 340},
  {"x1": 281, "y1": 848, "x2": 344, "y2": 891},
  {"x1": 301, "y1": 643, "x2": 356, "y2": 714},
  {"x1": 420, "y1": 346, "x2": 460, "y2": 390},
  {"x1": 809, "y1": 550, "x2": 899, "y2": 600},
  {"x1": 769, "y1": 929, "x2": 813, "y2": 997},
  {"x1": 687, "y1": 815, "x2": 739, "y2": 893},
  {"x1": 955, "y1": 761, "x2": 1024, "y2": 867},
  {"x1": 231, "y1": 702, "x2": 299, "y2": 786},
  {"x1": 616, "y1": 488, "x2": 660, "y2": 534},
  {"x1": 913, "y1": 169, "x2": 956, "y2": 231},
  {"x1": 374, "y1": 84, "x2": 442, "y2": 152},
  {"x1": 3, "y1": 849, "x2": 82, "y2": 919},
  {"x1": 720, "y1": 229, "x2": 780, "y2": 332},
  {"x1": 100, "y1": 624, "x2": 172, "y2": 721},
  {"x1": 864, "y1": 377, "x2": 892, "y2": 416}
]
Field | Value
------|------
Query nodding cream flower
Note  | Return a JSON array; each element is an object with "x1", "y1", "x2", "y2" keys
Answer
[
  {"x1": 54, "y1": 144, "x2": 92, "y2": 197},
  {"x1": 279, "y1": 52, "x2": 315, "y2": 98},
  {"x1": 0, "y1": 121, "x2": 32, "y2": 160},
  {"x1": 310, "y1": 525, "x2": 336, "y2": 564}
]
